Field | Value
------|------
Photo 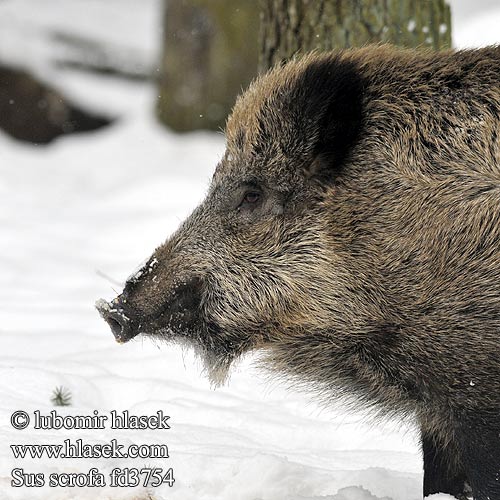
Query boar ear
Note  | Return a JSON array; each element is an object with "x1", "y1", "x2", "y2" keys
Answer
[{"x1": 302, "y1": 56, "x2": 364, "y2": 181}]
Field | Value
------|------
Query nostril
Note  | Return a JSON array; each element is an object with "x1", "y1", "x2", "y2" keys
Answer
[{"x1": 95, "y1": 298, "x2": 138, "y2": 343}]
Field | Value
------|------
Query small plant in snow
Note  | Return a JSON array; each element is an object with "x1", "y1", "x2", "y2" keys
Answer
[{"x1": 51, "y1": 386, "x2": 72, "y2": 406}]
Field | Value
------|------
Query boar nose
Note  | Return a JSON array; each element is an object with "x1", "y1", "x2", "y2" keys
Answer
[{"x1": 95, "y1": 298, "x2": 139, "y2": 343}]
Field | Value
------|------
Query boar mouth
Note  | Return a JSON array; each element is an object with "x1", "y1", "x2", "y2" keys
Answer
[
  {"x1": 97, "y1": 277, "x2": 263, "y2": 386},
  {"x1": 96, "y1": 297, "x2": 259, "y2": 386},
  {"x1": 96, "y1": 297, "x2": 239, "y2": 385}
]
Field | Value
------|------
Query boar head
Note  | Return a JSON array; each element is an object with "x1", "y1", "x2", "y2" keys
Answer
[{"x1": 97, "y1": 52, "x2": 364, "y2": 385}]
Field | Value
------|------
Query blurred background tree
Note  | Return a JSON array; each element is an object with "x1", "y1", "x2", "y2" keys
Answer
[
  {"x1": 157, "y1": 0, "x2": 260, "y2": 132},
  {"x1": 157, "y1": 0, "x2": 451, "y2": 133}
]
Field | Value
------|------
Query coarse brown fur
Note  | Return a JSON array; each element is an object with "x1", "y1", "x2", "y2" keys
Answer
[{"x1": 97, "y1": 45, "x2": 500, "y2": 499}]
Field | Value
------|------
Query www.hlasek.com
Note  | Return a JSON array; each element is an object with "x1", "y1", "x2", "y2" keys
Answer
[{"x1": 9, "y1": 409, "x2": 174, "y2": 488}]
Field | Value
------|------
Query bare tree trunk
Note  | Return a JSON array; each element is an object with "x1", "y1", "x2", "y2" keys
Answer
[
  {"x1": 157, "y1": 0, "x2": 259, "y2": 132},
  {"x1": 260, "y1": 0, "x2": 452, "y2": 71}
]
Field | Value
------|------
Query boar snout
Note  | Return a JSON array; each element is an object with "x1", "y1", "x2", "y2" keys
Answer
[
  {"x1": 97, "y1": 271, "x2": 205, "y2": 344},
  {"x1": 95, "y1": 297, "x2": 138, "y2": 344}
]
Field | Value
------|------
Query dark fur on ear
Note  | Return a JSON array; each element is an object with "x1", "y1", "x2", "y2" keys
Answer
[
  {"x1": 241, "y1": 53, "x2": 365, "y2": 181},
  {"x1": 295, "y1": 56, "x2": 365, "y2": 180}
]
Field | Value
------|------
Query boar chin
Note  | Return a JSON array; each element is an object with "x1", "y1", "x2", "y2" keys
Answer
[
  {"x1": 145, "y1": 323, "x2": 238, "y2": 387},
  {"x1": 201, "y1": 352, "x2": 233, "y2": 387}
]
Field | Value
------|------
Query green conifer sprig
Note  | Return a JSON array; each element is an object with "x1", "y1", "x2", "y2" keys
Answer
[{"x1": 51, "y1": 386, "x2": 72, "y2": 407}]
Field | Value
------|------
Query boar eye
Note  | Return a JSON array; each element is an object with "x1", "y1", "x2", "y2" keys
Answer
[
  {"x1": 237, "y1": 190, "x2": 262, "y2": 211},
  {"x1": 243, "y1": 192, "x2": 260, "y2": 204}
]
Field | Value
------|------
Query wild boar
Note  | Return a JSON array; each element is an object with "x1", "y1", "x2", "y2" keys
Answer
[{"x1": 97, "y1": 45, "x2": 500, "y2": 499}]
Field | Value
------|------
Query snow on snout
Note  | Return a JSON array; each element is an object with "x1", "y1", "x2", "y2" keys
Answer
[{"x1": 95, "y1": 298, "x2": 132, "y2": 343}]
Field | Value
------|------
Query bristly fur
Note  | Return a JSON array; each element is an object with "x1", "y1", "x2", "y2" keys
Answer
[{"x1": 99, "y1": 45, "x2": 500, "y2": 500}]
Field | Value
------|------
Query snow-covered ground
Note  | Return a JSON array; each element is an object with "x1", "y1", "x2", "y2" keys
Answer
[{"x1": 0, "y1": 2, "x2": 498, "y2": 499}]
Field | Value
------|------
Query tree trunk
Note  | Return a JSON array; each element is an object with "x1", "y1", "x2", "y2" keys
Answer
[
  {"x1": 259, "y1": 0, "x2": 452, "y2": 71},
  {"x1": 157, "y1": 0, "x2": 260, "y2": 132}
]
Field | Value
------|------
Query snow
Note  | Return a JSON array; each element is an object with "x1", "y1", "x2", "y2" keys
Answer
[
  {"x1": 0, "y1": 1, "x2": 498, "y2": 499},
  {"x1": 452, "y1": 9, "x2": 500, "y2": 48},
  {"x1": 450, "y1": 0, "x2": 500, "y2": 48}
]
